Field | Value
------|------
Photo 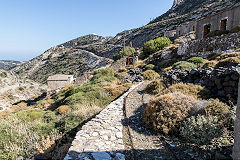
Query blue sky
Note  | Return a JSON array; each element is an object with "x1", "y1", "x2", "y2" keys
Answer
[{"x1": 0, "y1": 0, "x2": 173, "y2": 61}]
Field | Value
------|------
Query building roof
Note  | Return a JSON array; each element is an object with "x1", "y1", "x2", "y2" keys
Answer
[{"x1": 47, "y1": 74, "x2": 73, "y2": 81}]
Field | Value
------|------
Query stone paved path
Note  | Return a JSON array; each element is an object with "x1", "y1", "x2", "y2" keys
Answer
[{"x1": 64, "y1": 83, "x2": 142, "y2": 160}]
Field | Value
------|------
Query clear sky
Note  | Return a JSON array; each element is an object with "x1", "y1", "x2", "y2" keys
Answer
[{"x1": 0, "y1": 0, "x2": 173, "y2": 61}]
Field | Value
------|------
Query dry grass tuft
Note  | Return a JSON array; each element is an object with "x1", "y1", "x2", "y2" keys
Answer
[{"x1": 56, "y1": 105, "x2": 71, "y2": 115}]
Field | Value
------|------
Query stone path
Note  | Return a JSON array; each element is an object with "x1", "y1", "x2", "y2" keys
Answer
[
  {"x1": 64, "y1": 83, "x2": 142, "y2": 160},
  {"x1": 123, "y1": 81, "x2": 176, "y2": 160}
]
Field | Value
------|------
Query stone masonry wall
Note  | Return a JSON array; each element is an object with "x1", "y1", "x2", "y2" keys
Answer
[
  {"x1": 177, "y1": 31, "x2": 240, "y2": 58},
  {"x1": 163, "y1": 66, "x2": 240, "y2": 104}
]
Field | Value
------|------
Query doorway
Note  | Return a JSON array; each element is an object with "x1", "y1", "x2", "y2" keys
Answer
[
  {"x1": 220, "y1": 19, "x2": 227, "y2": 30},
  {"x1": 203, "y1": 24, "x2": 211, "y2": 38}
]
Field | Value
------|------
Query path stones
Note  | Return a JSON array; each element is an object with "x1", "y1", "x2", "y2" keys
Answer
[{"x1": 64, "y1": 83, "x2": 141, "y2": 160}]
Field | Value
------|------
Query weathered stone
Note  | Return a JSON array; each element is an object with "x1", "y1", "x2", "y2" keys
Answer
[{"x1": 91, "y1": 152, "x2": 112, "y2": 160}]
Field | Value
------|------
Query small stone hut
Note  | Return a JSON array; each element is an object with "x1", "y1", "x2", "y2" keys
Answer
[
  {"x1": 47, "y1": 74, "x2": 74, "y2": 91},
  {"x1": 176, "y1": 3, "x2": 240, "y2": 39}
]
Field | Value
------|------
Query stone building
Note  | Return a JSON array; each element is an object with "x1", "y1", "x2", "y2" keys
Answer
[
  {"x1": 164, "y1": 30, "x2": 177, "y2": 38},
  {"x1": 176, "y1": 21, "x2": 197, "y2": 37},
  {"x1": 176, "y1": 3, "x2": 240, "y2": 39},
  {"x1": 47, "y1": 74, "x2": 74, "y2": 91}
]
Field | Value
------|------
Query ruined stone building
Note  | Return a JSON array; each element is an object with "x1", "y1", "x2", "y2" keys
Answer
[
  {"x1": 176, "y1": 3, "x2": 240, "y2": 39},
  {"x1": 47, "y1": 74, "x2": 74, "y2": 90}
]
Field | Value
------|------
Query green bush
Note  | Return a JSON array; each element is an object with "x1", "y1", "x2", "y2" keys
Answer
[
  {"x1": 0, "y1": 72, "x2": 7, "y2": 78},
  {"x1": 113, "y1": 46, "x2": 135, "y2": 61},
  {"x1": 142, "y1": 37, "x2": 171, "y2": 57},
  {"x1": 142, "y1": 70, "x2": 160, "y2": 80},
  {"x1": 143, "y1": 92, "x2": 197, "y2": 134},
  {"x1": 187, "y1": 57, "x2": 205, "y2": 64},
  {"x1": 91, "y1": 68, "x2": 115, "y2": 84},
  {"x1": 145, "y1": 64, "x2": 155, "y2": 70},
  {"x1": 205, "y1": 30, "x2": 229, "y2": 38},
  {"x1": 161, "y1": 83, "x2": 210, "y2": 100},
  {"x1": 172, "y1": 61, "x2": 197, "y2": 71},
  {"x1": 145, "y1": 79, "x2": 165, "y2": 95},
  {"x1": 180, "y1": 115, "x2": 222, "y2": 145}
]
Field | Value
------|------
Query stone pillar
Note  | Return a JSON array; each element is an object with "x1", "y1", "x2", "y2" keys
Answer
[{"x1": 233, "y1": 76, "x2": 240, "y2": 159}]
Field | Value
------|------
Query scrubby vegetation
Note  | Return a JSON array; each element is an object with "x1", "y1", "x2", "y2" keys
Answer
[
  {"x1": 180, "y1": 115, "x2": 222, "y2": 145},
  {"x1": 161, "y1": 83, "x2": 210, "y2": 99},
  {"x1": 145, "y1": 79, "x2": 165, "y2": 95},
  {"x1": 0, "y1": 68, "x2": 132, "y2": 159},
  {"x1": 142, "y1": 37, "x2": 172, "y2": 58},
  {"x1": 172, "y1": 61, "x2": 197, "y2": 71},
  {"x1": 142, "y1": 70, "x2": 160, "y2": 80},
  {"x1": 187, "y1": 57, "x2": 205, "y2": 64},
  {"x1": 113, "y1": 46, "x2": 135, "y2": 61},
  {"x1": 143, "y1": 92, "x2": 197, "y2": 134}
]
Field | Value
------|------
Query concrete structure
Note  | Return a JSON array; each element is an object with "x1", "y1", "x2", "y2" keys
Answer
[
  {"x1": 176, "y1": 3, "x2": 240, "y2": 39},
  {"x1": 47, "y1": 74, "x2": 74, "y2": 90}
]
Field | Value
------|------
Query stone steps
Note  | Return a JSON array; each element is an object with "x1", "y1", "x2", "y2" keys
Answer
[{"x1": 64, "y1": 83, "x2": 141, "y2": 160}]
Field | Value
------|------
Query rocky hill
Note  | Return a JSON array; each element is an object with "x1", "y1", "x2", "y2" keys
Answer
[
  {"x1": 12, "y1": 34, "x2": 115, "y2": 83},
  {"x1": 0, "y1": 69, "x2": 46, "y2": 111},
  {"x1": 0, "y1": 60, "x2": 21, "y2": 70},
  {"x1": 12, "y1": 0, "x2": 240, "y2": 84}
]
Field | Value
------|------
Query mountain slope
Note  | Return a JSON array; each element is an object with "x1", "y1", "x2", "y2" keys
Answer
[
  {"x1": 0, "y1": 60, "x2": 21, "y2": 70},
  {"x1": 12, "y1": 35, "x2": 113, "y2": 83},
  {"x1": 12, "y1": 0, "x2": 240, "y2": 83},
  {"x1": 0, "y1": 69, "x2": 46, "y2": 111}
]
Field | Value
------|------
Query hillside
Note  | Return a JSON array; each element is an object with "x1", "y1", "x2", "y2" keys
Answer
[
  {"x1": 0, "y1": 69, "x2": 46, "y2": 111},
  {"x1": 12, "y1": 35, "x2": 114, "y2": 83},
  {"x1": 0, "y1": 60, "x2": 21, "y2": 70},
  {"x1": 11, "y1": 0, "x2": 239, "y2": 84}
]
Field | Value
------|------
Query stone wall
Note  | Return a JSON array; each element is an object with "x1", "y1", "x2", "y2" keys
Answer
[
  {"x1": 163, "y1": 66, "x2": 240, "y2": 104},
  {"x1": 177, "y1": 31, "x2": 240, "y2": 58}
]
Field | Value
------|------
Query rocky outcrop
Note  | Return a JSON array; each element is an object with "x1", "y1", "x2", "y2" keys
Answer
[
  {"x1": 0, "y1": 69, "x2": 46, "y2": 111},
  {"x1": 0, "y1": 60, "x2": 21, "y2": 70},
  {"x1": 163, "y1": 66, "x2": 240, "y2": 103}
]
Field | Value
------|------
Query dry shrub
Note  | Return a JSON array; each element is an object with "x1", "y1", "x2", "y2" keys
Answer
[
  {"x1": 145, "y1": 79, "x2": 166, "y2": 95},
  {"x1": 9, "y1": 105, "x2": 20, "y2": 112},
  {"x1": 216, "y1": 52, "x2": 240, "y2": 60},
  {"x1": 61, "y1": 84, "x2": 74, "y2": 91},
  {"x1": 72, "y1": 102, "x2": 101, "y2": 119},
  {"x1": 162, "y1": 66, "x2": 173, "y2": 72},
  {"x1": 142, "y1": 70, "x2": 160, "y2": 80},
  {"x1": 202, "y1": 60, "x2": 217, "y2": 68},
  {"x1": 56, "y1": 105, "x2": 71, "y2": 115},
  {"x1": 17, "y1": 102, "x2": 27, "y2": 109},
  {"x1": 216, "y1": 57, "x2": 240, "y2": 67},
  {"x1": 143, "y1": 92, "x2": 198, "y2": 134},
  {"x1": 35, "y1": 131, "x2": 62, "y2": 158},
  {"x1": 118, "y1": 68, "x2": 127, "y2": 73},
  {"x1": 103, "y1": 83, "x2": 132, "y2": 98},
  {"x1": 205, "y1": 99, "x2": 230, "y2": 121},
  {"x1": 0, "y1": 111, "x2": 11, "y2": 119},
  {"x1": 161, "y1": 83, "x2": 210, "y2": 99}
]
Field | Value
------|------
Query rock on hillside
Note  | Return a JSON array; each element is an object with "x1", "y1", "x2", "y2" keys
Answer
[
  {"x1": 0, "y1": 69, "x2": 46, "y2": 111},
  {"x1": 0, "y1": 60, "x2": 21, "y2": 70}
]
